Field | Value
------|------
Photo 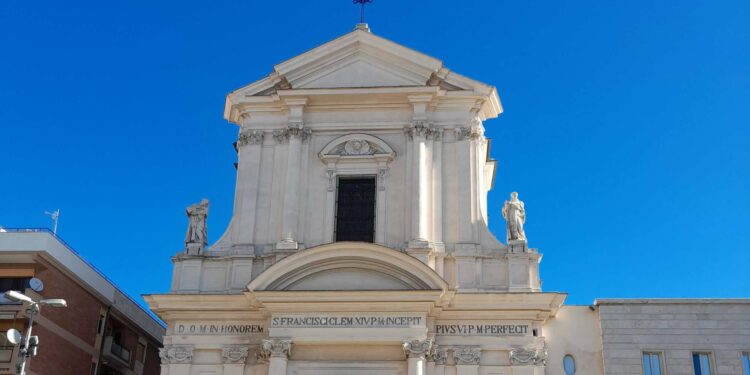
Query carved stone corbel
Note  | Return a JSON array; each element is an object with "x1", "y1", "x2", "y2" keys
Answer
[
  {"x1": 159, "y1": 345, "x2": 194, "y2": 364},
  {"x1": 222, "y1": 346, "x2": 250, "y2": 364},
  {"x1": 403, "y1": 339, "x2": 433, "y2": 358},
  {"x1": 258, "y1": 339, "x2": 292, "y2": 359},
  {"x1": 377, "y1": 166, "x2": 388, "y2": 191},
  {"x1": 326, "y1": 168, "x2": 336, "y2": 192},
  {"x1": 453, "y1": 346, "x2": 481, "y2": 365}
]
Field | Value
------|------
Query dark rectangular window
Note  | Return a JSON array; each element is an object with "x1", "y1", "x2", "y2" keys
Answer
[{"x1": 335, "y1": 177, "x2": 376, "y2": 242}]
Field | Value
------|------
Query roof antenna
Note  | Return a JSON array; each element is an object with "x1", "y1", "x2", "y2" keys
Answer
[
  {"x1": 44, "y1": 209, "x2": 59, "y2": 234},
  {"x1": 353, "y1": 0, "x2": 373, "y2": 31}
]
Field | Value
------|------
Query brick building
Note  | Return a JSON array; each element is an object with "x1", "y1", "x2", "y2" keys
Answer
[{"x1": 0, "y1": 229, "x2": 164, "y2": 375}]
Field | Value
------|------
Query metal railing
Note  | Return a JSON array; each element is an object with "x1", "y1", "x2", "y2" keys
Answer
[
  {"x1": 0, "y1": 228, "x2": 166, "y2": 329},
  {"x1": 109, "y1": 341, "x2": 131, "y2": 363}
]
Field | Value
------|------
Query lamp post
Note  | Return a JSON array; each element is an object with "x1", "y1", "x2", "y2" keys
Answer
[{"x1": 4, "y1": 290, "x2": 67, "y2": 375}]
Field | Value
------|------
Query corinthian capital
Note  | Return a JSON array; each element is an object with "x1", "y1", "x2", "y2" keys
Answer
[
  {"x1": 428, "y1": 127, "x2": 443, "y2": 141},
  {"x1": 238, "y1": 129, "x2": 264, "y2": 146},
  {"x1": 456, "y1": 118, "x2": 485, "y2": 141},
  {"x1": 428, "y1": 344, "x2": 447, "y2": 364},
  {"x1": 453, "y1": 346, "x2": 481, "y2": 365},
  {"x1": 258, "y1": 339, "x2": 292, "y2": 359},
  {"x1": 403, "y1": 339, "x2": 433, "y2": 358},
  {"x1": 405, "y1": 120, "x2": 430, "y2": 140},
  {"x1": 222, "y1": 346, "x2": 249, "y2": 364}
]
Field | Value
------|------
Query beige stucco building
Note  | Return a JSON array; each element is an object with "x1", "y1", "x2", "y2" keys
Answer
[{"x1": 145, "y1": 25, "x2": 750, "y2": 375}]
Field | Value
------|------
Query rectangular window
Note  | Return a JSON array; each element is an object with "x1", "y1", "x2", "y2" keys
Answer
[
  {"x1": 334, "y1": 177, "x2": 376, "y2": 242},
  {"x1": 643, "y1": 352, "x2": 664, "y2": 375},
  {"x1": 692, "y1": 352, "x2": 713, "y2": 375},
  {"x1": 136, "y1": 342, "x2": 146, "y2": 363},
  {"x1": 742, "y1": 352, "x2": 750, "y2": 375}
]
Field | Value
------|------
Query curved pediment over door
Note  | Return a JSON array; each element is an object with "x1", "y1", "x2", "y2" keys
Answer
[{"x1": 247, "y1": 242, "x2": 448, "y2": 291}]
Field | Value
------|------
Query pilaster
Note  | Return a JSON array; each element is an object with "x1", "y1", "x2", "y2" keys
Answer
[
  {"x1": 159, "y1": 345, "x2": 193, "y2": 375},
  {"x1": 276, "y1": 98, "x2": 309, "y2": 251},
  {"x1": 222, "y1": 346, "x2": 250, "y2": 375},
  {"x1": 453, "y1": 346, "x2": 481, "y2": 375},
  {"x1": 232, "y1": 128, "x2": 265, "y2": 251}
]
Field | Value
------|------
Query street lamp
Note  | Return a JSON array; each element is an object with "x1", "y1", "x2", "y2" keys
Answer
[{"x1": 4, "y1": 290, "x2": 67, "y2": 375}]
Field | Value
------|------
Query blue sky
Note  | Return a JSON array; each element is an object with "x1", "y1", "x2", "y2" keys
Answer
[{"x1": 1, "y1": 1, "x2": 748, "y2": 306}]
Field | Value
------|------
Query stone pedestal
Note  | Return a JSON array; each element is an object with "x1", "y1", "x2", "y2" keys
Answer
[
  {"x1": 185, "y1": 243, "x2": 203, "y2": 256},
  {"x1": 508, "y1": 240, "x2": 528, "y2": 253}
]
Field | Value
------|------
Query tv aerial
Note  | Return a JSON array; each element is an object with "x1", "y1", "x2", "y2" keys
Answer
[{"x1": 44, "y1": 209, "x2": 59, "y2": 234}]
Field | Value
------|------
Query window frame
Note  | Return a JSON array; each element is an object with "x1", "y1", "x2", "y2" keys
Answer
[
  {"x1": 333, "y1": 175, "x2": 378, "y2": 243},
  {"x1": 741, "y1": 352, "x2": 750, "y2": 375},
  {"x1": 641, "y1": 350, "x2": 666, "y2": 375},
  {"x1": 692, "y1": 352, "x2": 715, "y2": 375}
]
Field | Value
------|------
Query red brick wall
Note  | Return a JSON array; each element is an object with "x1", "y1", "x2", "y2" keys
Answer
[
  {"x1": 35, "y1": 260, "x2": 106, "y2": 346},
  {"x1": 26, "y1": 323, "x2": 92, "y2": 375}
]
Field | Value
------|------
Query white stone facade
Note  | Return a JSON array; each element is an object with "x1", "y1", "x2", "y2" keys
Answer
[{"x1": 146, "y1": 25, "x2": 750, "y2": 375}]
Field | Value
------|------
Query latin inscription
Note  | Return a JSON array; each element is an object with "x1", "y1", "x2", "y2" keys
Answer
[
  {"x1": 435, "y1": 323, "x2": 530, "y2": 336},
  {"x1": 175, "y1": 323, "x2": 264, "y2": 335},
  {"x1": 271, "y1": 315, "x2": 424, "y2": 328}
]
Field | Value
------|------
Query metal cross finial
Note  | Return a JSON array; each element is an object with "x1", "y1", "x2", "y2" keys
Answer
[{"x1": 353, "y1": 0, "x2": 373, "y2": 24}]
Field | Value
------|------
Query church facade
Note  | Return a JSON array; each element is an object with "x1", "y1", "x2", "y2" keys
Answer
[{"x1": 145, "y1": 25, "x2": 750, "y2": 375}]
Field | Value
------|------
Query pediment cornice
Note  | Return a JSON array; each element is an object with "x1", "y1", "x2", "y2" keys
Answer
[{"x1": 225, "y1": 29, "x2": 502, "y2": 124}]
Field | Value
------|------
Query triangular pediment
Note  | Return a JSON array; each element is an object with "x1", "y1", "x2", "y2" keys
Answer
[
  {"x1": 231, "y1": 28, "x2": 493, "y2": 97},
  {"x1": 296, "y1": 55, "x2": 424, "y2": 89}
]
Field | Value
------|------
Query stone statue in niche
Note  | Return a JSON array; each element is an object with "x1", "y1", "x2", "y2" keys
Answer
[
  {"x1": 185, "y1": 199, "x2": 209, "y2": 255},
  {"x1": 502, "y1": 192, "x2": 527, "y2": 245}
]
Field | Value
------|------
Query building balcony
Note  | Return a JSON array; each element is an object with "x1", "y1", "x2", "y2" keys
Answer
[{"x1": 102, "y1": 336, "x2": 131, "y2": 369}]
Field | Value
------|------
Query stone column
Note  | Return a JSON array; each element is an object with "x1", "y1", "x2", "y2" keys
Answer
[
  {"x1": 404, "y1": 340, "x2": 433, "y2": 375},
  {"x1": 222, "y1": 346, "x2": 249, "y2": 375},
  {"x1": 260, "y1": 339, "x2": 292, "y2": 375},
  {"x1": 453, "y1": 346, "x2": 481, "y2": 375},
  {"x1": 233, "y1": 128, "x2": 264, "y2": 248},
  {"x1": 409, "y1": 120, "x2": 430, "y2": 248},
  {"x1": 159, "y1": 346, "x2": 193, "y2": 375}
]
